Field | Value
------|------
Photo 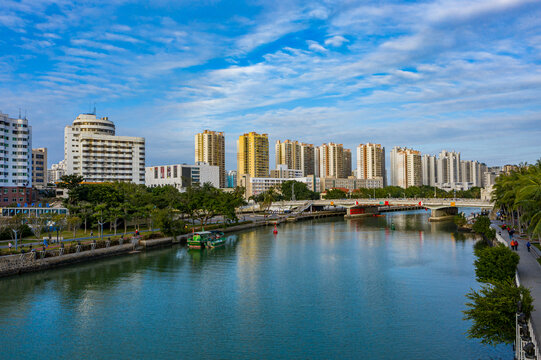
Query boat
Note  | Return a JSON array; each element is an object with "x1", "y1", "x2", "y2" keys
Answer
[
  {"x1": 188, "y1": 231, "x2": 226, "y2": 249},
  {"x1": 207, "y1": 231, "x2": 226, "y2": 248},
  {"x1": 188, "y1": 231, "x2": 212, "y2": 249}
]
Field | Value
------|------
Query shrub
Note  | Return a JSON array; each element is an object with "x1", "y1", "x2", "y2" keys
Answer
[{"x1": 474, "y1": 244, "x2": 519, "y2": 283}]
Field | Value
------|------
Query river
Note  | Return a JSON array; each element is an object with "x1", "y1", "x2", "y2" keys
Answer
[{"x1": 0, "y1": 210, "x2": 510, "y2": 359}]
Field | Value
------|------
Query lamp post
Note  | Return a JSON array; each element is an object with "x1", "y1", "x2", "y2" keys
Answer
[
  {"x1": 12, "y1": 229, "x2": 18, "y2": 250},
  {"x1": 97, "y1": 220, "x2": 104, "y2": 242}
]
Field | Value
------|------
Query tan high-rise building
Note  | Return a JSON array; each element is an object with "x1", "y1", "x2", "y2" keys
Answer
[
  {"x1": 32, "y1": 147, "x2": 47, "y2": 188},
  {"x1": 317, "y1": 143, "x2": 348, "y2": 178},
  {"x1": 195, "y1": 130, "x2": 225, "y2": 188},
  {"x1": 237, "y1": 132, "x2": 269, "y2": 185},
  {"x1": 390, "y1": 146, "x2": 422, "y2": 188},
  {"x1": 275, "y1": 140, "x2": 301, "y2": 171},
  {"x1": 356, "y1": 143, "x2": 386, "y2": 186}
]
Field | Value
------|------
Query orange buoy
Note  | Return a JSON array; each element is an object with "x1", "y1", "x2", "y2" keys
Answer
[{"x1": 273, "y1": 224, "x2": 278, "y2": 234}]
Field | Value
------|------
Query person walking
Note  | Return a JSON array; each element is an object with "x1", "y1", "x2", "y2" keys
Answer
[
  {"x1": 527, "y1": 241, "x2": 531, "y2": 252},
  {"x1": 8, "y1": 242, "x2": 12, "y2": 253}
]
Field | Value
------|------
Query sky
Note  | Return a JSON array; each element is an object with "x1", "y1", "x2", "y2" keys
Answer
[{"x1": 1, "y1": 0, "x2": 540, "y2": 171}]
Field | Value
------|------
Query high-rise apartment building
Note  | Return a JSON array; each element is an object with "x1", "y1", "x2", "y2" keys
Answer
[
  {"x1": 300, "y1": 143, "x2": 315, "y2": 176},
  {"x1": 195, "y1": 130, "x2": 225, "y2": 188},
  {"x1": 237, "y1": 132, "x2": 269, "y2": 185},
  {"x1": 32, "y1": 147, "x2": 47, "y2": 188},
  {"x1": 317, "y1": 143, "x2": 348, "y2": 178},
  {"x1": 437, "y1": 150, "x2": 461, "y2": 186},
  {"x1": 64, "y1": 113, "x2": 145, "y2": 184},
  {"x1": 0, "y1": 112, "x2": 32, "y2": 206},
  {"x1": 390, "y1": 146, "x2": 422, "y2": 188},
  {"x1": 460, "y1": 160, "x2": 486, "y2": 188},
  {"x1": 275, "y1": 139, "x2": 302, "y2": 171},
  {"x1": 356, "y1": 143, "x2": 386, "y2": 186},
  {"x1": 227, "y1": 170, "x2": 237, "y2": 188},
  {"x1": 421, "y1": 154, "x2": 437, "y2": 186}
]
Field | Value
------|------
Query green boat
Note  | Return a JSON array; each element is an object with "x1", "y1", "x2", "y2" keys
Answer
[
  {"x1": 207, "y1": 231, "x2": 226, "y2": 248},
  {"x1": 188, "y1": 231, "x2": 212, "y2": 249},
  {"x1": 188, "y1": 231, "x2": 226, "y2": 249}
]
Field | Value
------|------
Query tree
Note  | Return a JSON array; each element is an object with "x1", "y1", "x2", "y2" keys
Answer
[
  {"x1": 464, "y1": 279, "x2": 533, "y2": 345},
  {"x1": 57, "y1": 174, "x2": 85, "y2": 205},
  {"x1": 67, "y1": 215, "x2": 82, "y2": 240},
  {"x1": 323, "y1": 189, "x2": 347, "y2": 199},
  {"x1": 7, "y1": 215, "x2": 26, "y2": 249},
  {"x1": 472, "y1": 216, "x2": 495, "y2": 240},
  {"x1": 280, "y1": 180, "x2": 318, "y2": 200},
  {"x1": 152, "y1": 208, "x2": 185, "y2": 237},
  {"x1": 27, "y1": 213, "x2": 47, "y2": 240},
  {"x1": 453, "y1": 213, "x2": 467, "y2": 227},
  {"x1": 474, "y1": 244, "x2": 519, "y2": 283}
]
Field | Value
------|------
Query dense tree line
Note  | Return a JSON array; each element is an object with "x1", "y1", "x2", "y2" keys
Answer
[
  {"x1": 58, "y1": 175, "x2": 246, "y2": 236},
  {"x1": 493, "y1": 160, "x2": 541, "y2": 238}
]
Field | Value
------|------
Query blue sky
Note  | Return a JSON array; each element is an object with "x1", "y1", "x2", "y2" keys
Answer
[{"x1": 1, "y1": 0, "x2": 540, "y2": 170}]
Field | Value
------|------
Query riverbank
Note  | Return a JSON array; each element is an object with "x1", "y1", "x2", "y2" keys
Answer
[{"x1": 0, "y1": 217, "x2": 301, "y2": 278}]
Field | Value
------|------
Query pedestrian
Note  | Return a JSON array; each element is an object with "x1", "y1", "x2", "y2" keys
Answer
[
  {"x1": 527, "y1": 241, "x2": 531, "y2": 252},
  {"x1": 8, "y1": 242, "x2": 12, "y2": 253}
]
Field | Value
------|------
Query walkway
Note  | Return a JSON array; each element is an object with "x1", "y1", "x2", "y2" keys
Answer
[{"x1": 492, "y1": 222, "x2": 541, "y2": 351}]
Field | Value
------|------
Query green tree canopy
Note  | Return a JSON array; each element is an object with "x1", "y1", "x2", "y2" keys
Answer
[
  {"x1": 323, "y1": 189, "x2": 347, "y2": 199},
  {"x1": 474, "y1": 244, "x2": 519, "y2": 283},
  {"x1": 464, "y1": 279, "x2": 533, "y2": 345}
]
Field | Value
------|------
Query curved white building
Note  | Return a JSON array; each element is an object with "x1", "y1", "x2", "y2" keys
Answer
[{"x1": 64, "y1": 113, "x2": 145, "y2": 184}]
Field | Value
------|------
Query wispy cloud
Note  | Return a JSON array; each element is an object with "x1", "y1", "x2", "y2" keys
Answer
[{"x1": 0, "y1": 0, "x2": 540, "y2": 167}]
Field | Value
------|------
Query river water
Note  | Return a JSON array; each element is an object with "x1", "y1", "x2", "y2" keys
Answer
[{"x1": 0, "y1": 210, "x2": 510, "y2": 359}]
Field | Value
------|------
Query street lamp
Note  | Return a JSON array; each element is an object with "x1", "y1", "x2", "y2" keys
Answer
[
  {"x1": 12, "y1": 229, "x2": 19, "y2": 250},
  {"x1": 97, "y1": 220, "x2": 105, "y2": 242}
]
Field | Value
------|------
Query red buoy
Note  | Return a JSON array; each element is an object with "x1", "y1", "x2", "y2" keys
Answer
[{"x1": 273, "y1": 224, "x2": 278, "y2": 234}]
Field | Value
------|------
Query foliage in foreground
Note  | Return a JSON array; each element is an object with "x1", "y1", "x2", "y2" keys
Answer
[
  {"x1": 472, "y1": 216, "x2": 496, "y2": 241},
  {"x1": 464, "y1": 279, "x2": 533, "y2": 345},
  {"x1": 493, "y1": 159, "x2": 541, "y2": 236},
  {"x1": 474, "y1": 244, "x2": 519, "y2": 283}
]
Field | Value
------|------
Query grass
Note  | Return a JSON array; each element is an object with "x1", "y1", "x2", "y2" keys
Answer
[
  {"x1": 534, "y1": 243, "x2": 541, "y2": 251},
  {"x1": 0, "y1": 224, "x2": 153, "y2": 245},
  {"x1": 0, "y1": 230, "x2": 166, "y2": 257}
]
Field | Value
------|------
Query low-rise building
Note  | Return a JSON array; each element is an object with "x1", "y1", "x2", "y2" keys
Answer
[
  {"x1": 145, "y1": 162, "x2": 220, "y2": 191},
  {"x1": 270, "y1": 164, "x2": 303, "y2": 179},
  {"x1": 238, "y1": 174, "x2": 319, "y2": 198},
  {"x1": 320, "y1": 177, "x2": 383, "y2": 193}
]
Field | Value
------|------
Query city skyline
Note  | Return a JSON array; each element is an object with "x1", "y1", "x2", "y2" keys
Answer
[{"x1": 1, "y1": 0, "x2": 540, "y2": 168}]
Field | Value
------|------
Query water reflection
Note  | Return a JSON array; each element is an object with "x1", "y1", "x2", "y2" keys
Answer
[{"x1": 0, "y1": 211, "x2": 507, "y2": 360}]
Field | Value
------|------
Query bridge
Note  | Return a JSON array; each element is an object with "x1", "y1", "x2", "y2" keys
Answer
[{"x1": 269, "y1": 198, "x2": 493, "y2": 222}]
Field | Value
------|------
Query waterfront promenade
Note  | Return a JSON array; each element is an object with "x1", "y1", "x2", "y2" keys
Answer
[{"x1": 493, "y1": 222, "x2": 541, "y2": 353}]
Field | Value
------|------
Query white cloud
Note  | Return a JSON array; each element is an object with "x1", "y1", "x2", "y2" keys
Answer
[
  {"x1": 307, "y1": 40, "x2": 327, "y2": 53},
  {"x1": 324, "y1": 35, "x2": 348, "y2": 47}
]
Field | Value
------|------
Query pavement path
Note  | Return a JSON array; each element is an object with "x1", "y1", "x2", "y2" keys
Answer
[
  {"x1": 0, "y1": 228, "x2": 159, "y2": 249},
  {"x1": 492, "y1": 222, "x2": 541, "y2": 351}
]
